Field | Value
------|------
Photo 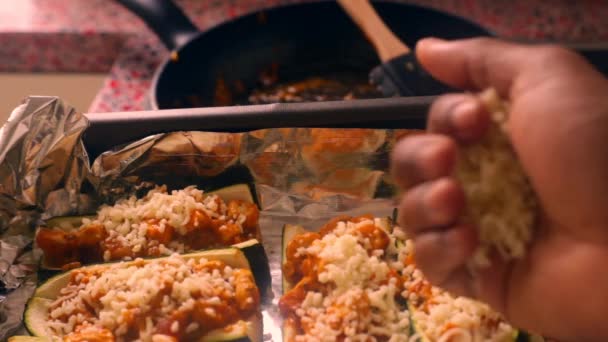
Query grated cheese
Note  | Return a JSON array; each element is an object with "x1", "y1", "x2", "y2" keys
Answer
[
  {"x1": 283, "y1": 217, "x2": 519, "y2": 342},
  {"x1": 292, "y1": 219, "x2": 411, "y2": 342},
  {"x1": 456, "y1": 88, "x2": 538, "y2": 267}
]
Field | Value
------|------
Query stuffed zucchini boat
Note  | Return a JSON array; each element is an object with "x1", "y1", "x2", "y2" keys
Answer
[
  {"x1": 279, "y1": 215, "x2": 524, "y2": 342},
  {"x1": 279, "y1": 215, "x2": 412, "y2": 341},
  {"x1": 19, "y1": 248, "x2": 262, "y2": 342},
  {"x1": 36, "y1": 184, "x2": 260, "y2": 268},
  {"x1": 404, "y1": 250, "x2": 544, "y2": 342}
]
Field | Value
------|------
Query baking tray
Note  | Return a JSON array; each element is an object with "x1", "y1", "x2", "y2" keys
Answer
[
  {"x1": 1, "y1": 95, "x2": 437, "y2": 340},
  {"x1": 83, "y1": 96, "x2": 433, "y2": 159},
  {"x1": 3, "y1": 94, "x2": 545, "y2": 341}
]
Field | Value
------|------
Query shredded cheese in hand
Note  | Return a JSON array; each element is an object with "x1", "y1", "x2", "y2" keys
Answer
[{"x1": 456, "y1": 88, "x2": 539, "y2": 267}]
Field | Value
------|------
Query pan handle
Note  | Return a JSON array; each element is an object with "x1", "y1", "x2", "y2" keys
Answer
[{"x1": 116, "y1": 0, "x2": 199, "y2": 51}]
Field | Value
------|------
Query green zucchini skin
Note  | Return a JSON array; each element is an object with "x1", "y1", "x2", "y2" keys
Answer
[
  {"x1": 7, "y1": 337, "x2": 49, "y2": 342},
  {"x1": 25, "y1": 248, "x2": 262, "y2": 342},
  {"x1": 281, "y1": 224, "x2": 307, "y2": 294},
  {"x1": 517, "y1": 331, "x2": 546, "y2": 342},
  {"x1": 207, "y1": 184, "x2": 255, "y2": 204},
  {"x1": 8, "y1": 332, "x2": 261, "y2": 342},
  {"x1": 281, "y1": 224, "x2": 308, "y2": 342},
  {"x1": 44, "y1": 215, "x2": 95, "y2": 231},
  {"x1": 233, "y1": 239, "x2": 271, "y2": 299},
  {"x1": 407, "y1": 302, "x2": 430, "y2": 342}
]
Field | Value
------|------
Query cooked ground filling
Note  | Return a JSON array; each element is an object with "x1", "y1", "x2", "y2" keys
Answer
[
  {"x1": 246, "y1": 77, "x2": 382, "y2": 105},
  {"x1": 36, "y1": 186, "x2": 260, "y2": 269},
  {"x1": 207, "y1": 67, "x2": 382, "y2": 107},
  {"x1": 280, "y1": 215, "x2": 516, "y2": 342},
  {"x1": 46, "y1": 254, "x2": 259, "y2": 342}
]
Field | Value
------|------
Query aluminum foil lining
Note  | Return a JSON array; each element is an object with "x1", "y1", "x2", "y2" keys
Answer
[{"x1": 0, "y1": 96, "x2": 420, "y2": 340}]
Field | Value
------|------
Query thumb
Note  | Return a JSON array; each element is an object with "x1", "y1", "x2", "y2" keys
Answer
[{"x1": 415, "y1": 37, "x2": 577, "y2": 97}]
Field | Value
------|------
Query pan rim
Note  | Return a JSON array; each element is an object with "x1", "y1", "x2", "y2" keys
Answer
[{"x1": 147, "y1": 0, "x2": 494, "y2": 110}]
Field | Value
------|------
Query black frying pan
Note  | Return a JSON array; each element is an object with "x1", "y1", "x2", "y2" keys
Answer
[
  {"x1": 117, "y1": 0, "x2": 608, "y2": 111},
  {"x1": 116, "y1": 0, "x2": 492, "y2": 110}
]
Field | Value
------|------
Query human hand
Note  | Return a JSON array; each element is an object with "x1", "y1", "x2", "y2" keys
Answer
[{"x1": 391, "y1": 37, "x2": 608, "y2": 341}]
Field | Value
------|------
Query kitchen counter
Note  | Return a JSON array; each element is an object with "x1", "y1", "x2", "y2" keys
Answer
[{"x1": 2, "y1": 0, "x2": 608, "y2": 112}]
